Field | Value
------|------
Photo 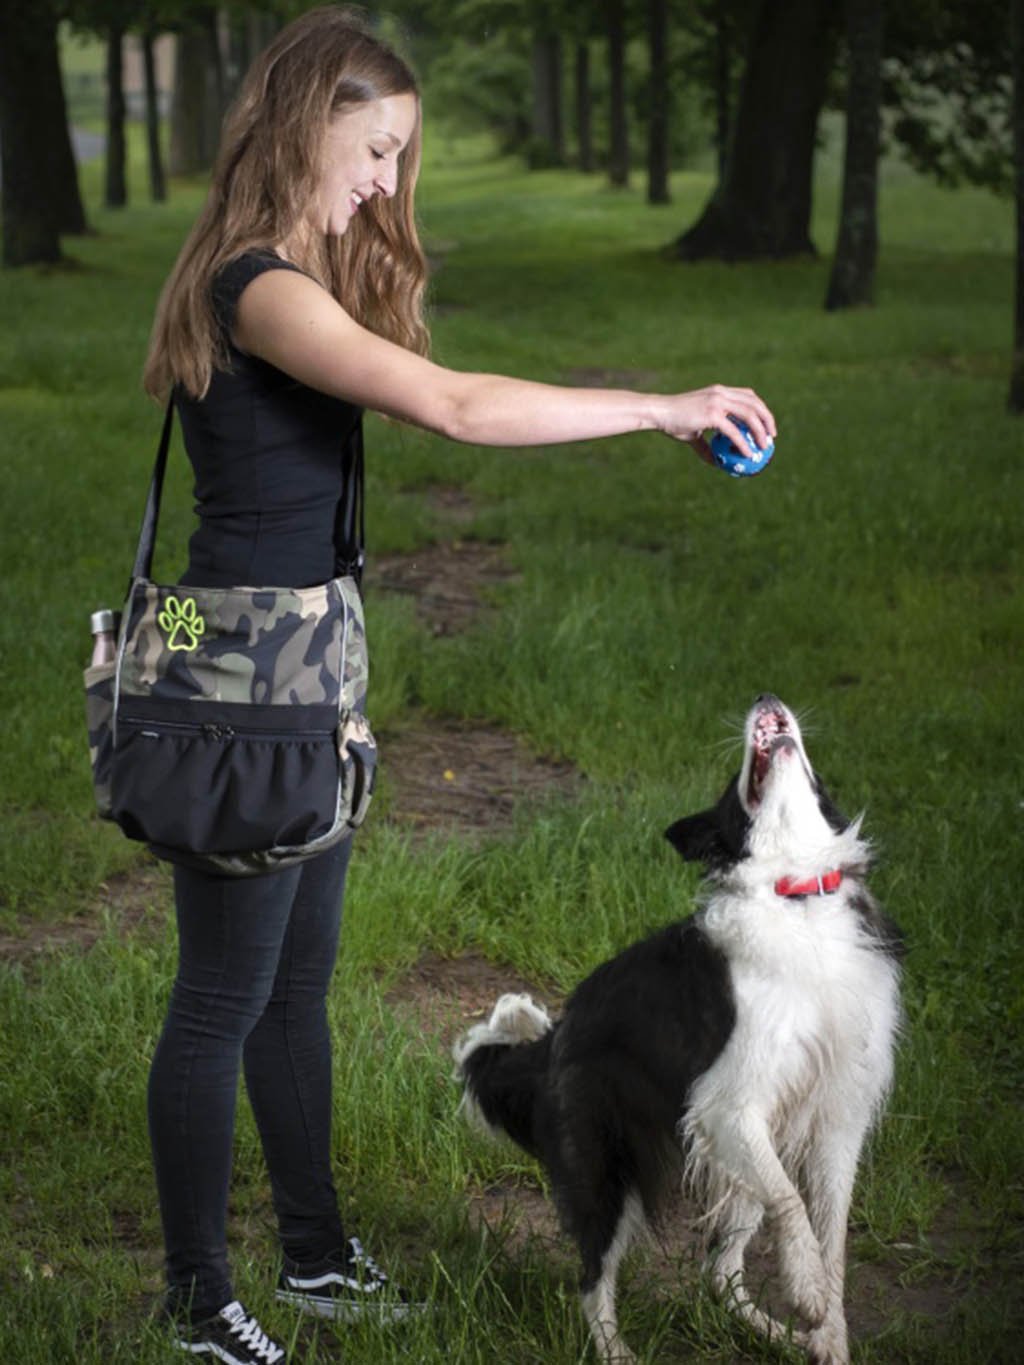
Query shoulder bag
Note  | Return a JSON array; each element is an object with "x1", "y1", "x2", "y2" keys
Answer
[{"x1": 83, "y1": 401, "x2": 376, "y2": 876}]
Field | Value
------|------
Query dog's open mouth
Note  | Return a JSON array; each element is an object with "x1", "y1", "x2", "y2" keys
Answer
[{"x1": 745, "y1": 700, "x2": 798, "y2": 811}]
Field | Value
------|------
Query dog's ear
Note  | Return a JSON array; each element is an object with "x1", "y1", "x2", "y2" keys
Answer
[
  {"x1": 664, "y1": 811, "x2": 725, "y2": 864},
  {"x1": 666, "y1": 777, "x2": 749, "y2": 869}
]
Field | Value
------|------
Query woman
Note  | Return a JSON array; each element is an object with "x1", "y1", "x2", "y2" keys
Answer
[{"x1": 143, "y1": 7, "x2": 776, "y2": 1362}]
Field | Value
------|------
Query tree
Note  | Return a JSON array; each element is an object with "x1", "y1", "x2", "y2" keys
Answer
[
  {"x1": 575, "y1": 39, "x2": 595, "y2": 171},
  {"x1": 647, "y1": 0, "x2": 671, "y2": 203},
  {"x1": 825, "y1": 0, "x2": 885, "y2": 310},
  {"x1": 530, "y1": 28, "x2": 566, "y2": 165},
  {"x1": 0, "y1": 0, "x2": 70, "y2": 265},
  {"x1": 1011, "y1": 0, "x2": 1024, "y2": 412},
  {"x1": 710, "y1": 0, "x2": 734, "y2": 181},
  {"x1": 607, "y1": 0, "x2": 629, "y2": 186},
  {"x1": 169, "y1": 4, "x2": 226, "y2": 175},
  {"x1": 105, "y1": 21, "x2": 128, "y2": 207},
  {"x1": 141, "y1": 22, "x2": 167, "y2": 202},
  {"x1": 669, "y1": 0, "x2": 839, "y2": 260}
]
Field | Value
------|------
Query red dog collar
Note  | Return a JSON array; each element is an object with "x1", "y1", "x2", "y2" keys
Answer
[{"x1": 775, "y1": 869, "x2": 843, "y2": 898}]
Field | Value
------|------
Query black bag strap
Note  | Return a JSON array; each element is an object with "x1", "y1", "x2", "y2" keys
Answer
[
  {"x1": 334, "y1": 415, "x2": 365, "y2": 584},
  {"x1": 131, "y1": 396, "x2": 365, "y2": 587},
  {"x1": 131, "y1": 398, "x2": 175, "y2": 582}
]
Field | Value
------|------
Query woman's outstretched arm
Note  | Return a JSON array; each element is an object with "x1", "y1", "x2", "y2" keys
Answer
[{"x1": 233, "y1": 267, "x2": 777, "y2": 456}]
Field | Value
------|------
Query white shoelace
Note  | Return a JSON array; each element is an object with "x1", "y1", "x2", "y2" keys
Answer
[
  {"x1": 347, "y1": 1237, "x2": 388, "y2": 1282},
  {"x1": 229, "y1": 1310, "x2": 284, "y2": 1364}
]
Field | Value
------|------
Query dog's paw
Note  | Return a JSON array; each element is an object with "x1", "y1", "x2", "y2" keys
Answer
[
  {"x1": 780, "y1": 1238, "x2": 828, "y2": 1327},
  {"x1": 806, "y1": 1317, "x2": 849, "y2": 1365},
  {"x1": 598, "y1": 1340, "x2": 637, "y2": 1365}
]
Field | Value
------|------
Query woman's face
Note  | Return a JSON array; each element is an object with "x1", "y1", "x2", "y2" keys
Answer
[{"x1": 318, "y1": 92, "x2": 419, "y2": 237}]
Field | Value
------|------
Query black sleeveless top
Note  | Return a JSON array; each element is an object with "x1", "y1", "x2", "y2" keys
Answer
[{"x1": 175, "y1": 251, "x2": 362, "y2": 589}]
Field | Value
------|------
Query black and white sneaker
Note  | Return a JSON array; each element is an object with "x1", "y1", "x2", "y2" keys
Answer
[
  {"x1": 275, "y1": 1237, "x2": 424, "y2": 1323},
  {"x1": 173, "y1": 1300, "x2": 286, "y2": 1363}
]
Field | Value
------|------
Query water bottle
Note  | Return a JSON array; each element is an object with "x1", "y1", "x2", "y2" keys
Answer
[{"x1": 89, "y1": 609, "x2": 119, "y2": 668}]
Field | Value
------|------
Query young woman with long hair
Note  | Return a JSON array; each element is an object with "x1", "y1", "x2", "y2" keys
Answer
[{"x1": 143, "y1": 7, "x2": 776, "y2": 1361}]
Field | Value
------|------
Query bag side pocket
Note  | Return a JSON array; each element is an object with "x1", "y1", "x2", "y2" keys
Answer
[
  {"x1": 83, "y1": 661, "x2": 116, "y2": 820},
  {"x1": 338, "y1": 711, "x2": 377, "y2": 830}
]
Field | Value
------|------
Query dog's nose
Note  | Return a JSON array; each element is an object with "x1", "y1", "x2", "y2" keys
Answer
[{"x1": 756, "y1": 692, "x2": 781, "y2": 707}]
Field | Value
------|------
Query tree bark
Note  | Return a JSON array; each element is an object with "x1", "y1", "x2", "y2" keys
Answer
[
  {"x1": 105, "y1": 25, "x2": 127, "y2": 208},
  {"x1": 142, "y1": 28, "x2": 166, "y2": 203},
  {"x1": 575, "y1": 41, "x2": 595, "y2": 172},
  {"x1": 530, "y1": 31, "x2": 565, "y2": 165},
  {"x1": 607, "y1": 0, "x2": 629, "y2": 187},
  {"x1": 1010, "y1": 0, "x2": 1024, "y2": 412},
  {"x1": 825, "y1": 0, "x2": 885, "y2": 310},
  {"x1": 647, "y1": 0, "x2": 671, "y2": 203},
  {"x1": 713, "y1": 0, "x2": 732, "y2": 182},
  {"x1": 0, "y1": 0, "x2": 65, "y2": 264},
  {"x1": 670, "y1": 0, "x2": 838, "y2": 260},
  {"x1": 169, "y1": 7, "x2": 224, "y2": 176},
  {"x1": 47, "y1": 14, "x2": 90, "y2": 235}
]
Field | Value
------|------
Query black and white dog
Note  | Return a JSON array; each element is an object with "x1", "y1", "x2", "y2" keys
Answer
[{"x1": 454, "y1": 695, "x2": 902, "y2": 1365}]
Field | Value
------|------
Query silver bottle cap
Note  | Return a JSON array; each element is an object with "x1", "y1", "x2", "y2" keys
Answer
[{"x1": 90, "y1": 609, "x2": 117, "y2": 635}]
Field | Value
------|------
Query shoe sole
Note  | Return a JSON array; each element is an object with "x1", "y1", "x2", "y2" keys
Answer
[{"x1": 274, "y1": 1288, "x2": 426, "y2": 1323}]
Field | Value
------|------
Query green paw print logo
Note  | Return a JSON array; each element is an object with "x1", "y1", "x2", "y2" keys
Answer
[{"x1": 158, "y1": 595, "x2": 206, "y2": 652}]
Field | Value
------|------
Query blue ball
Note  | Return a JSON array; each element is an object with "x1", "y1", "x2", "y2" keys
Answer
[{"x1": 709, "y1": 419, "x2": 775, "y2": 478}]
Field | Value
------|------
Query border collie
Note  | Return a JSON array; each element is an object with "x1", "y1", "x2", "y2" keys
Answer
[{"x1": 454, "y1": 695, "x2": 902, "y2": 1365}]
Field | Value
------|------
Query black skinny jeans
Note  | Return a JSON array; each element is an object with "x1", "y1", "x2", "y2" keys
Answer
[{"x1": 147, "y1": 838, "x2": 352, "y2": 1319}]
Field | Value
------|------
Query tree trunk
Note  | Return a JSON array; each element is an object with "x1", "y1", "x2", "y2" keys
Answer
[
  {"x1": 0, "y1": 0, "x2": 65, "y2": 264},
  {"x1": 225, "y1": 9, "x2": 255, "y2": 105},
  {"x1": 647, "y1": 0, "x2": 671, "y2": 203},
  {"x1": 1010, "y1": 0, "x2": 1024, "y2": 412},
  {"x1": 169, "y1": 7, "x2": 224, "y2": 176},
  {"x1": 608, "y1": 0, "x2": 629, "y2": 187},
  {"x1": 825, "y1": 0, "x2": 884, "y2": 310},
  {"x1": 713, "y1": 0, "x2": 732, "y2": 182},
  {"x1": 46, "y1": 11, "x2": 90, "y2": 235},
  {"x1": 245, "y1": 9, "x2": 280, "y2": 71},
  {"x1": 575, "y1": 41, "x2": 594, "y2": 172},
  {"x1": 105, "y1": 25, "x2": 127, "y2": 208},
  {"x1": 530, "y1": 31, "x2": 565, "y2": 165},
  {"x1": 142, "y1": 28, "x2": 166, "y2": 203},
  {"x1": 670, "y1": 0, "x2": 838, "y2": 260}
]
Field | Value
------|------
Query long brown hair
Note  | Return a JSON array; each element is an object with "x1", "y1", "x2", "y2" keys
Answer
[{"x1": 144, "y1": 5, "x2": 429, "y2": 399}]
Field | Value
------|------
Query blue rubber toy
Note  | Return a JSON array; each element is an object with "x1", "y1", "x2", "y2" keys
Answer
[{"x1": 709, "y1": 419, "x2": 775, "y2": 478}]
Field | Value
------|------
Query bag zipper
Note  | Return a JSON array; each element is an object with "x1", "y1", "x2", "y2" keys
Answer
[{"x1": 119, "y1": 715, "x2": 335, "y2": 743}]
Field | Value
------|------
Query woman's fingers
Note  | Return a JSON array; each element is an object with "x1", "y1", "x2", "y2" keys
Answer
[{"x1": 706, "y1": 386, "x2": 775, "y2": 452}]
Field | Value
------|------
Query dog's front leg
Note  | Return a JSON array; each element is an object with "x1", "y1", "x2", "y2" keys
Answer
[
  {"x1": 706, "y1": 1108, "x2": 828, "y2": 1328},
  {"x1": 798, "y1": 1127, "x2": 865, "y2": 1365},
  {"x1": 708, "y1": 1191, "x2": 805, "y2": 1345}
]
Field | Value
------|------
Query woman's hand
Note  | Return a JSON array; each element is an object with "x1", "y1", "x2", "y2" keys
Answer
[{"x1": 653, "y1": 385, "x2": 777, "y2": 466}]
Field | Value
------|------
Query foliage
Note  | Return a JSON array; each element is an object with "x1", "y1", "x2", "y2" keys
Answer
[
  {"x1": 422, "y1": 32, "x2": 532, "y2": 151},
  {"x1": 882, "y1": 0, "x2": 1014, "y2": 195}
]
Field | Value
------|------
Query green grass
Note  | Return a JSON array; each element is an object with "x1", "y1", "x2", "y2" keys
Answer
[{"x1": 1, "y1": 124, "x2": 1022, "y2": 1362}]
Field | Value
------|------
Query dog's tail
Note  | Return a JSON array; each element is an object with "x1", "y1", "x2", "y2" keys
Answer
[{"x1": 453, "y1": 994, "x2": 554, "y2": 1159}]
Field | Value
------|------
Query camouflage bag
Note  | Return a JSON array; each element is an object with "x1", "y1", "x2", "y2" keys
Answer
[{"x1": 84, "y1": 403, "x2": 375, "y2": 876}]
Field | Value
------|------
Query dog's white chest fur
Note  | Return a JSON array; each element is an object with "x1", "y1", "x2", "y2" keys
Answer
[{"x1": 686, "y1": 886, "x2": 900, "y2": 1192}]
